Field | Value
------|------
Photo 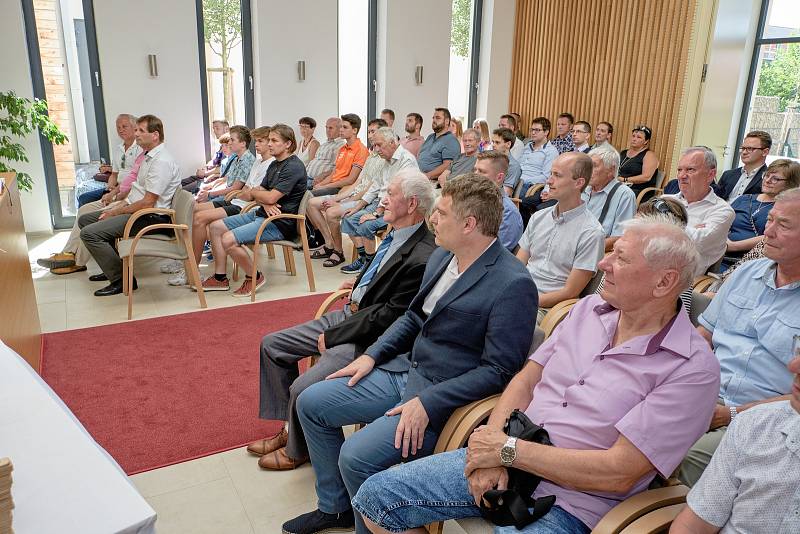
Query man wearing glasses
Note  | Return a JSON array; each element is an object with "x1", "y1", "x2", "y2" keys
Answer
[
  {"x1": 518, "y1": 117, "x2": 559, "y2": 191},
  {"x1": 714, "y1": 130, "x2": 771, "y2": 201},
  {"x1": 572, "y1": 121, "x2": 592, "y2": 153}
]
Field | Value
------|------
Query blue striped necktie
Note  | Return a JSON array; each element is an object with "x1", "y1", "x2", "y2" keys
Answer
[{"x1": 355, "y1": 231, "x2": 394, "y2": 290}]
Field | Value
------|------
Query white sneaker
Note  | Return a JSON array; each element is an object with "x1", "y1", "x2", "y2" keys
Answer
[
  {"x1": 167, "y1": 269, "x2": 188, "y2": 286},
  {"x1": 160, "y1": 259, "x2": 183, "y2": 274}
]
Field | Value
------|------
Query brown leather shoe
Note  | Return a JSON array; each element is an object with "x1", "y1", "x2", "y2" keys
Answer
[
  {"x1": 246, "y1": 428, "x2": 288, "y2": 456},
  {"x1": 258, "y1": 447, "x2": 308, "y2": 470}
]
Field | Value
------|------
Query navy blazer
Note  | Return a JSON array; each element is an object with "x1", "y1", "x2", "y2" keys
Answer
[
  {"x1": 712, "y1": 165, "x2": 765, "y2": 201},
  {"x1": 365, "y1": 239, "x2": 538, "y2": 431}
]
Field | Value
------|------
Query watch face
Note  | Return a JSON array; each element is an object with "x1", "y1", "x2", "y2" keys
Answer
[{"x1": 500, "y1": 446, "x2": 515, "y2": 465}]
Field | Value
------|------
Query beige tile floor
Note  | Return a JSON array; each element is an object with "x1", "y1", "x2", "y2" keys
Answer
[{"x1": 29, "y1": 231, "x2": 466, "y2": 534}]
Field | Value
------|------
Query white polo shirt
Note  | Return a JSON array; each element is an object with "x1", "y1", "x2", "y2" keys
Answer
[
  {"x1": 111, "y1": 140, "x2": 143, "y2": 183},
  {"x1": 127, "y1": 143, "x2": 181, "y2": 209},
  {"x1": 231, "y1": 156, "x2": 274, "y2": 208}
]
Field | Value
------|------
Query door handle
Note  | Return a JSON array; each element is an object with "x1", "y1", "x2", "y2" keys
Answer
[{"x1": 94, "y1": 72, "x2": 100, "y2": 87}]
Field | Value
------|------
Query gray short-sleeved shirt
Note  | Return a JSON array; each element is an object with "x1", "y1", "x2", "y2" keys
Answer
[
  {"x1": 581, "y1": 180, "x2": 637, "y2": 237},
  {"x1": 446, "y1": 153, "x2": 477, "y2": 181},
  {"x1": 417, "y1": 131, "x2": 462, "y2": 173},
  {"x1": 504, "y1": 154, "x2": 522, "y2": 190},
  {"x1": 687, "y1": 401, "x2": 800, "y2": 534},
  {"x1": 518, "y1": 203, "x2": 605, "y2": 293}
]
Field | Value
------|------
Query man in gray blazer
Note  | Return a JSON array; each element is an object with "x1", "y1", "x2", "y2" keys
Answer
[{"x1": 281, "y1": 174, "x2": 539, "y2": 534}]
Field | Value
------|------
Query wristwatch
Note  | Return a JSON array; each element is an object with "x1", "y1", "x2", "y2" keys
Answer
[
  {"x1": 729, "y1": 406, "x2": 738, "y2": 422},
  {"x1": 500, "y1": 436, "x2": 517, "y2": 467}
]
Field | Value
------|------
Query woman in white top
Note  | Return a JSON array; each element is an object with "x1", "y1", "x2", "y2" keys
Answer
[{"x1": 295, "y1": 116, "x2": 320, "y2": 166}]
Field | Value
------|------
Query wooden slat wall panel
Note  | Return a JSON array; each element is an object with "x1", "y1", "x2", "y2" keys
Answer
[{"x1": 510, "y1": 0, "x2": 697, "y2": 175}]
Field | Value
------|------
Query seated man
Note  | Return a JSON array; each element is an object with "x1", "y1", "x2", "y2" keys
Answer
[
  {"x1": 677, "y1": 187, "x2": 800, "y2": 486},
  {"x1": 584, "y1": 146, "x2": 637, "y2": 251},
  {"x1": 352, "y1": 216, "x2": 721, "y2": 534},
  {"x1": 165, "y1": 126, "x2": 274, "y2": 286},
  {"x1": 671, "y1": 354, "x2": 800, "y2": 534},
  {"x1": 517, "y1": 152, "x2": 605, "y2": 322},
  {"x1": 195, "y1": 125, "x2": 255, "y2": 203},
  {"x1": 664, "y1": 147, "x2": 735, "y2": 274},
  {"x1": 202, "y1": 124, "x2": 307, "y2": 296},
  {"x1": 338, "y1": 127, "x2": 419, "y2": 274},
  {"x1": 712, "y1": 130, "x2": 770, "y2": 201},
  {"x1": 472, "y1": 152, "x2": 523, "y2": 251},
  {"x1": 498, "y1": 114, "x2": 524, "y2": 160},
  {"x1": 518, "y1": 117, "x2": 560, "y2": 226},
  {"x1": 78, "y1": 114, "x2": 180, "y2": 296},
  {"x1": 552, "y1": 112, "x2": 576, "y2": 154},
  {"x1": 181, "y1": 120, "x2": 229, "y2": 194},
  {"x1": 572, "y1": 120, "x2": 592, "y2": 153},
  {"x1": 491, "y1": 127, "x2": 522, "y2": 195},
  {"x1": 400, "y1": 112, "x2": 424, "y2": 157},
  {"x1": 417, "y1": 107, "x2": 461, "y2": 183},
  {"x1": 307, "y1": 119, "x2": 386, "y2": 267},
  {"x1": 248, "y1": 171, "x2": 437, "y2": 470},
  {"x1": 76, "y1": 114, "x2": 142, "y2": 207},
  {"x1": 592, "y1": 120, "x2": 613, "y2": 150},
  {"x1": 282, "y1": 175, "x2": 538, "y2": 534},
  {"x1": 437, "y1": 128, "x2": 480, "y2": 187},
  {"x1": 312, "y1": 113, "x2": 368, "y2": 196},
  {"x1": 306, "y1": 117, "x2": 346, "y2": 189}
]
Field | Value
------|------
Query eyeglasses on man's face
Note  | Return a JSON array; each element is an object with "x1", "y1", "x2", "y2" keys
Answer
[
  {"x1": 739, "y1": 146, "x2": 765, "y2": 153},
  {"x1": 530, "y1": 127, "x2": 544, "y2": 133}
]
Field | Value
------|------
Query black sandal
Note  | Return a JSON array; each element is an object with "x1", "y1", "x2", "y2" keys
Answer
[
  {"x1": 310, "y1": 246, "x2": 334, "y2": 259},
  {"x1": 323, "y1": 250, "x2": 346, "y2": 267}
]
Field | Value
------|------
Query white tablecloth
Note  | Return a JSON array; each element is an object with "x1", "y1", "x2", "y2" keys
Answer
[{"x1": 0, "y1": 341, "x2": 156, "y2": 534}]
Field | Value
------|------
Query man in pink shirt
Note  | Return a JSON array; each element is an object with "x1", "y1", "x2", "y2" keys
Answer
[{"x1": 350, "y1": 215, "x2": 721, "y2": 534}]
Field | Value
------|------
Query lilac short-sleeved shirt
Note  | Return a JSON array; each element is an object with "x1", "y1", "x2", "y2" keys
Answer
[{"x1": 526, "y1": 294, "x2": 720, "y2": 528}]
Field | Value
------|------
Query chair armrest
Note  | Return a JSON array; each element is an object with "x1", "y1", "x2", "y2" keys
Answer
[
  {"x1": 253, "y1": 213, "x2": 306, "y2": 244},
  {"x1": 591, "y1": 485, "x2": 688, "y2": 534},
  {"x1": 122, "y1": 207, "x2": 176, "y2": 238},
  {"x1": 511, "y1": 197, "x2": 521, "y2": 207},
  {"x1": 239, "y1": 201, "x2": 260, "y2": 213},
  {"x1": 692, "y1": 275, "x2": 717, "y2": 293},
  {"x1": 224, "y1": 190, "x2": 242, "y2": 201},
  {"x1": 433, "y1": 395, "x2": 500, "y2": 454},
  {"x1": 539, "y1": 299, "x2": 578, "y2": 339},
  {"x1": 314, "y1": 289, "x2": 351, "y2": 319},
  {"x1": 617, "y1": 503, "x2": 685, "y2": 533},
  {"x1": 123, "y1": 224, "x2": 189, "y2": 258},
  {"x1": 525, "y1": 183, "x2": 544, "y2": 198},
  {"x1": 635, "y1": 187, "x2": 663, "y2": 206}
]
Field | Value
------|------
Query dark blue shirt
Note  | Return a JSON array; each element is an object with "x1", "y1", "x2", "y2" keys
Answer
[{"x1": 728, "y1": 194, "x2": 773, "y2": 242}]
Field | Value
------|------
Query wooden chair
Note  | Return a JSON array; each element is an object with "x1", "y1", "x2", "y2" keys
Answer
[
  {"x1": 635, "y1": 169, "x2": 666, "y2": 207},
  {"x1": 511, "y1": 179, "x2": 525, "y2": 207},
  {"x1": 691, "y1": 275, "x2": 717, "y2": 293},
  {"x1": 118, "y1": 189, "x2": 206, "y2": 320},
  {"x1": 234, "y1": 191, "x2": 316, "y2": 301},
  {"x1": 689, "y1": 290, "x2": 712, "y2": 327}
]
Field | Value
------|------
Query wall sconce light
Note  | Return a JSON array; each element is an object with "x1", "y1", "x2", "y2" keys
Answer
[
  {"x1": 415, "y1": 65, "x2": 424, "y2": 85},
  {"x1": 297, "y1": 60, "x2": 306, "y2": 82},
  {"x1": 147, "y1": 54, "x2": 158, "y2": 77}
]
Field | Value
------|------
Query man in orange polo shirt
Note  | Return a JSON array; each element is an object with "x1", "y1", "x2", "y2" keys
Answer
[{"x1": 312, "y1": 113, "x2": 369, "y2": 197}]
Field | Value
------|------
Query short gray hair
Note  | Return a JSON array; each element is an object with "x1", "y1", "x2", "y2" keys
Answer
[
  {"x1": 588, "y1": 145, "x2": 620, "y2": 176},
  {"x1": 462, "y1": 128, "x2": 481, "y2": 141},
  {"x1": 394, "y1": 169, "x2": 436, "y2": 217},
  {"x1": 621, "y1": 214, "x2": 700, "y2": 290},
  {"x1": 374, "y1": 126, "x2": 398, "y2": 144},
  {"x1": 775, "y1": 187, "x2": 800, "y2": 204},
  {"x1": 116, "y1": 113, "x2": 137, "y2": 126},
  {"x1": 681, "y1": 146, "x2": 717, "y2": 171}
]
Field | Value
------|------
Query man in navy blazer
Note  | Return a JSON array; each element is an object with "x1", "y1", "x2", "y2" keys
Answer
[
  {"x1": 712, "y1": 130, "x2": 771, "y2": 201},
  {"x1": 282, "y1": 175, "x2": 539, "y2": 534}
]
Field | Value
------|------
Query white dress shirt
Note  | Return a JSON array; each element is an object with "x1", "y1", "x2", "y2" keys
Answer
[{"x1": 421, "y1": 239, "x2": 496, "y2": 315}]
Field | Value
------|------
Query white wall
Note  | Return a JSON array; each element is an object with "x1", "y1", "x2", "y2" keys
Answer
[
  {"x1": 252, "y1": 0, "x2": 339, "y2": 131},
  {"x1": 1, "y1": 2, "x2": 52, "y2": 233},
  {"x1": 93, "y1": 0, "x2": 205, "y2": 175},
  {"x1": 476, "y1": 0, "x2": 515, "y2": 126},
  {"x1": 377, "y1": 0, "x2": 452, "y2": 137}
]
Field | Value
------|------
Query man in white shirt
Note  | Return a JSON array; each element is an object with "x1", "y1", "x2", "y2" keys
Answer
[
  {"x1": 664, "y1": 147, "x2": 735, "y2": 274},
  {"x1": 517, "y1": 152, "x2": 605, "y2": 322},
  {"x1": 79, "y1": 115, "x2": 180, "y2": 296}
]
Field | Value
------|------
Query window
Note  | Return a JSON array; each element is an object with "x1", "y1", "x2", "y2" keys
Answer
[
  {"x1": 738, "y1": 0, "x2": 800, "y2": 161},
  {"x1": 338, "y1": 0, "x2": 369, "y2": 142},
  {"x1": 448, "y1": 0, "x2": 482, "y2": 127}
]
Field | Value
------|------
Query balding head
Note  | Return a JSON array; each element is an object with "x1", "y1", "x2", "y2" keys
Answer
[{"x1": 325, "y1": 117, "x2": 341, "y2": 141}]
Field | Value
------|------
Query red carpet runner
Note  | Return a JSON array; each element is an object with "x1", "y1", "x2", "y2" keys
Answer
[{"x1": 41, "y1": 293, "x2": 332, "y2": 475}]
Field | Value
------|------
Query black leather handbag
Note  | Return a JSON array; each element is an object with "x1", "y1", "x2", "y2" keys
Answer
[{"x1": 479, "y1": 409, "x2": 556, "y2": 529}]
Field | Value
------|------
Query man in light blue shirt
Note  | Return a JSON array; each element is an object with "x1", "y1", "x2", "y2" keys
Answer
[
  {"x1": 582, "y1": 146, "x2": 637, "y2": 251},
  {"x1": 473, "y1": 153, "x2": 523, "y2": 251},
  {"x1": 518, "y1": 116, "x2": 559, "y2": 190},
  {"x1": 679, "y1": 187, "x2": 800, "y2": 486}
]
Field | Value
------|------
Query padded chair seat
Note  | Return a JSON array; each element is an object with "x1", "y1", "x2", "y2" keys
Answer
[
  {"x1": 266, "y1": 238, "x2": 303, "y2": 249},
  {"x1": 455, "y1": 518, "x2": 493, "y2": 533},
  {"x1": 140, "y1": 233, "x2": 174, "y2": 241},
  {"x1": 118, "y1": 238, "x2": 189, "y2": 260}
]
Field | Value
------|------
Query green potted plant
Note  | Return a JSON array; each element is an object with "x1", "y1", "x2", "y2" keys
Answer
[{"x1": 0, "y1": 90, "x2": 68, "y2": 192}]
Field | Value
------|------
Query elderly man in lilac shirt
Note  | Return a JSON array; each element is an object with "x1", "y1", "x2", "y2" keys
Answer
[{"x1": 351, "y1": 216, "x2": 721, "y2": 534}]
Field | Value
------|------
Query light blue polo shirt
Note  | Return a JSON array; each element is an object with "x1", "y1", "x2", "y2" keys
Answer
[
  {"x1": 581, "y1": 180, "x2": 637, "y2": 238},
  {"x1": 699, "y1": 258, "x2": 800, "y2": 406},
  {"x1": 417, "y1": 131, "x2": 461, "y2": 173},
  {"x1": 503, "y1": 153, "x2": 522, "y2": 190},
  {"x1": 518, "y1": 140, "x2": 559, "y2": 185}
]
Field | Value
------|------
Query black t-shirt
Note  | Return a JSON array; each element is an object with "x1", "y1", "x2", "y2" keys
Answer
[{"x1": 256, "y1": 154, "x2": 307, "y2": 240}]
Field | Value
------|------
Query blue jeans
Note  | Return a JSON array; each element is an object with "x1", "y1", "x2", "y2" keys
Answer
[
  {"x1": 352, "y1": 448, "x2": 589, "y2": 534},
  {"x1": 296, "y1": 369, "x2": 439, "y2": 534},
  {"x1": 340, "y1": 201, "x2": 387, "y2": 239},
  {"x1": 222, "y1": 211, "x2": 285, "y2": 244},
  {"x1": 78, "y1": 187, "x2": 106, "y2": 207}
]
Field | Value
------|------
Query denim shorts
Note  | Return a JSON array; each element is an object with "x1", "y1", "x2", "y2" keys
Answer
[
  {"x1": 223, "y1": 210, "x2": 285, "y2": 245},
  {"x1": 340, "y1": 200, "x2": 387, "y2": 238},
  {"x1": 352, "y1": 448, "x2": 589, "y2": 534}
]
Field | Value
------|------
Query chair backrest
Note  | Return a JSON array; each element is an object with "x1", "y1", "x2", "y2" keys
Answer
[
  {"x1": 689, "y1": 291, "x2": 712, "y2": 327},
  {"x1": 654, "y1": 169, "x2": 666, "y2": 189},
  {"x1": 529, "y1": 326, "x2": 545, "y2": 356},
  {"x1": 294, "y1": 190, "x2": 313, "y2": 238},
  {"x1": 581, "y1": 270, "x2": 605, "y2": 297},
  {"x1": 172, "y1": 188, "x2": 196, "y2": 229},
  {"x1": 512, "y1": 178, "x2": 524, "y2": 199}
]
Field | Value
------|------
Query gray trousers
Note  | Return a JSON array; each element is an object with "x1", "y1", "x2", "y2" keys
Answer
[
  {"x1": 259, "y1": 309, "x2": 359, "y2": 459},
  {"x1": 678, "y1": 426, "x2": 727, "y2": 487},
  {"x1": 78, "y1": 210, "x2": 171, "y2": 282}
]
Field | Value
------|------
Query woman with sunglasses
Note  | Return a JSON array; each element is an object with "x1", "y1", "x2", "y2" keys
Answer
[
  {"x1": 618, "y1": 125, "x2": 660, "y2": 196},
  {"x1": 722, "y1": 158, "x2": 800, "y2": 270}
]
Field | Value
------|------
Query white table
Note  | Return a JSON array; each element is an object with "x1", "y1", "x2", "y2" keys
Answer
[{"x1": 0, "y1": 341, "x2": 156, "y2": 533}]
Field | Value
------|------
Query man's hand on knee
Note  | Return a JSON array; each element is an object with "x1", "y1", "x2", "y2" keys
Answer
[
  {"x1": 386, "y1": 397, "x2": 430, "y2": 458},
  {"x1": 326, "y1": 354, "x2": 375, "y2": 386}
]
